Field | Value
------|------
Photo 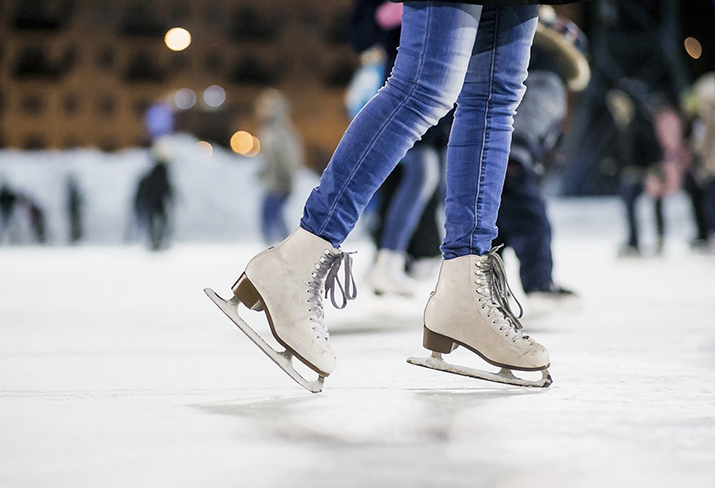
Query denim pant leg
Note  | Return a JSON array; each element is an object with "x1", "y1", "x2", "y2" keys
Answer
[
  {"x1": 442, "y1": 5, "x2": 538, "y2": 258},
  {"x1": 301, "y1": 2, "x2": 483, "y2": 247},
  {"x1": 381, "y1": 146, "x2": 441, "y2": 251},
  {"x1": 261, "y1": 192, "x2": 289, "y2": 244}
]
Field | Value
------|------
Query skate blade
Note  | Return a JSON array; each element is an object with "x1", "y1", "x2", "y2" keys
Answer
[
  {"x1": 204, "y1": 288, "x2": 325, "y2": 393},
  {"x1": 407, "y1": 352, "x2": 552, "y2": 388}
]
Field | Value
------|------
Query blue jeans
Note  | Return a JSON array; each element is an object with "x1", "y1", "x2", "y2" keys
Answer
[
  {"x1": 381, "y1": 146, "x2": 441, "y2": 251},
  {"x1": 301, "y1": 2, "x2": 538, "y2": 257},
  {"x1": 261, "y1": 192, "x2": 289, "y2": 244}
]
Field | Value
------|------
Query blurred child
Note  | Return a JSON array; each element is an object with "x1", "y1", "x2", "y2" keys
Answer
[{"x1": 255, "y1": 89, "x2": 303, "y2": 244}]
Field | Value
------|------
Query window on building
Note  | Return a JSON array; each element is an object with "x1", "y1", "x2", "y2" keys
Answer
[
  {"x1": 230, "y1": 56, "x2": 278, "y2": 85},
  {"x1": 13, "y1": 46, "x2": 61, "y2": 80},
  {"x1": 63, "y1": 93, "x2": 79, "y2": 115},
  {"x1": 169, "y1": 3, "x2": 189, "y2": 24},
  {"x1": 96, "y1": 95, "x2": 116, "y2": 118},
  {"x1": 170, "y1": 54, "x2": 189, "y2": 73},
  {"x1": 229, "y1": 8, "x2": 280, "y2": 42},
  {"x1": 13, "y1": 0, "x2": 73, "y2": 31},
  {"x1": 205, "y1": 4, "x2": 224, "y2": 27},
  {"x1": 134, "y1": 99, "x2": 150, "y2": 117},
  {"x1": 324, "y1": 12, "x2": 351, "y2": 45},
  {"x1": 96, "y1": 47, "x2": 115, "y2": 70},
  {"x1": 204, "y1": 50, "x2": 222, "y2": 74},
  {"x1": 99, "y1": 138, "x2": 118, "y2": 152},
  {"x1": 121, "y1": 4, "x2": 165, "y2": 37},
  {"x1": 63, "y1": 136, "x2": 80, "y2": 149},
  {"x1": 21, "y1": 94, "x2": 46, "y2": 115},
  {"x1": 23, "y1": 135, "x2": 47, "y2": 150},
  {"x1": 124, "y1": 52, "x2": 164, "y2": 82},
  {"x1": 324, "y1": 59, "x2": 357, "y2": 88}
]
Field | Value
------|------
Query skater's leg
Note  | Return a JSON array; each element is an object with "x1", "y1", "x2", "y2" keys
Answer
[
  {"x1": 261, "y1": 193, "x2": 286, "y2": 244},
  {"x1": 621, "y1": 181, "x2": 643, "y2": 250},
  {"x1": 683, "y1": 170, "x2": 709, "y2": 242},
  {"x1": 381, "y1": 146, "x2": 440, "y2": 251},
  {"x1": 441, "y1": 5, "x2": 539, "y2": 258},
  {"x1": 421, "y1": 6, "x2": 551, "y2": 376},
  {"x1": 301, "y1": 2, "x2": 483, "y2": 247},
  {"x1": 275, "y1": 194, "x2": 289, "y2": 242},
  {"x1": 654, "y1": 196, "x2": 665, "y2": 252},
  {"x1": 371, "y1": 146, "x2": 440, "y2": 295},
  {"x1": 497, "y1": 164, "x2": 554, "y2": 293},
  {"x1": 704, "y1": 177, "x2": 715, "y2": 236}
]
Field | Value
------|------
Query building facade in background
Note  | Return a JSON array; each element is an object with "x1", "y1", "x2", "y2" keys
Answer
[{"x1": 0, "y1": 0, "x2": 358, "y2": 168}]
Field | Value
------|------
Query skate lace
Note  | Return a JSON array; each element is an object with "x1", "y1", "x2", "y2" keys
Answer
[
  {"x1": 475, "y1": 247, "x2": 527, "y2": 343},
  {"x1": 307, "y1": 249, "x2": 358, "y2": 340}
]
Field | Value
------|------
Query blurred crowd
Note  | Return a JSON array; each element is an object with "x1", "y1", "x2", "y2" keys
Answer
[{"x1": 1, "y1": 0, "x2": 713, "y2": 290}]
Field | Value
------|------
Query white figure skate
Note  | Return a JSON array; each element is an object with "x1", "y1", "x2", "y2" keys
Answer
[
  {"x1": 205, "y1": 227, "x2": 356, "y2": 393},
  {"x1": 408, "y1": 250, "x2": 552, "y2": 388}
]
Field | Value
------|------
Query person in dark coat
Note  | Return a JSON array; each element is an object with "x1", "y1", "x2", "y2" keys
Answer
[
  {"x1": 0, "y1": 182, "x2": 18, "y2": 243},
  {"x1": 134, "y1": 159, "x2": 173, "y2": 251},
  {"x1": 66, "y1": 176, "x2": 84, "y2": 244},
  {"x1": 494, "y1": 6, "x2": 589, "y2": 304}
]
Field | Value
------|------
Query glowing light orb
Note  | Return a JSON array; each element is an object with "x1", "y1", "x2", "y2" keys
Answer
[
  {"x1": 684, "y1": 37, "x2": 702, "y2": 60},
  {"x1": 174, "y1": 88, "x2": 196, "y2": 110},
  {"x1": 231, "y1": 131, "x2": 256, "y2": 155},
  {"x1": 204, "y1": 85, "x2": 226, "y2": 108},
  {"x1": 165, "y1": 28, "x2": 192, "y2": 52}
]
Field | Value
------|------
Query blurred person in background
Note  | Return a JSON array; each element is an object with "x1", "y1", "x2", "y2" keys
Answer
[
  {"x1": 0, "y1": 180, "x2": 19, "y2": 244},
  {"x1": 133, "y1": 101, "x2": 176, "y2": 251},
  {"x1": 66, "y1": 176, "x2": 84, "y2": 244},
  {"x1": 133, "y1": 141, "x2": 174, "y2": 251},
  {"x1": 494, "y1": 6, "x2": 589, "y2": 308},
  {"x1": 255, "y1": 88, "x2": 304, "y2": 245},
  {"x1": 21, "y1": 195, "x2": 47, "y2": 244},
  {"x1": 606, "y1": 81, "x2": 686, "y2": 257},
  {"x1": 349, "y1": 0, "x2": 446, "y2": 297},
  {"x1": 687, "y1": 72, "x2": 715, "y2": 250}
]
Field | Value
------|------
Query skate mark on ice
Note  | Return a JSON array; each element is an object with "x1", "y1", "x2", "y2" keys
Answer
[{"x1": 204, "y1": 288, "x2": 325, "y2": 393}]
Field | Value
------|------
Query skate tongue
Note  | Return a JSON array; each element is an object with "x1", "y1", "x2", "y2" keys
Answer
[
  {"x1": 324, "y1": 251, "x2": 358, "y2": 309},
  {"x1": 488, "y1": 247, "x2": 524, "y2": 330}
]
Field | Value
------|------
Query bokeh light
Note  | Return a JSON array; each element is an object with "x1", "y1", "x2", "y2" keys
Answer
[
  {"x1": 165, "y1": 28, "x2": 192, "y2": 51},
  {"x1": 174, "y1": 88, "x2": 196, "y2": 110},
  {"x1": 246, "y1": 137, "x2": 261, "y2": 157},
  {"x1": 684, "y1": 37, "x2": 702, "y2": 59},
  {"x1": 230, "y1": 131, "x2": 260, "y2": 156},
  {"x1": 196, "y1": 140, "x2": 213, "y2": 159},
  {"x1": 203, "y1": 85, "x2": 226, "y2": 108}
]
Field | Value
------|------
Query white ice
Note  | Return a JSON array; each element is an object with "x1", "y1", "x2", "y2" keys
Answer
[{"x1": 1, "y1": 196, "x2": 714, "y2": 488}]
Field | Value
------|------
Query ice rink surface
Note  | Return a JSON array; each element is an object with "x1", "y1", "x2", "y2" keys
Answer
[{"x1": 1, "y1": 197, "x2": 714, "y2": 488}]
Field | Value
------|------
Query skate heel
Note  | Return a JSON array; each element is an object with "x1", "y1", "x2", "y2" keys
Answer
[
  {"x1": 232, "y1": 273, "x2": 264, "y2": 311},
  {"x1": 423, "y1": 326, "x2": 458, "y2": 354}
]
